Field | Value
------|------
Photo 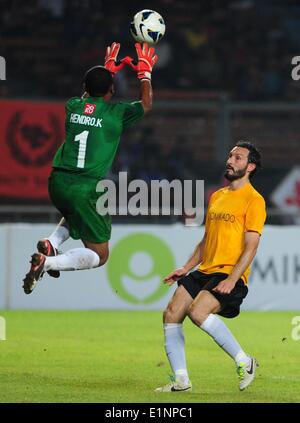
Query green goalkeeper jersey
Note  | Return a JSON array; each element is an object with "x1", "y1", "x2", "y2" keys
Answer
[{"x1": 52, "y1": 96, "x2": 144, "y2": 179}]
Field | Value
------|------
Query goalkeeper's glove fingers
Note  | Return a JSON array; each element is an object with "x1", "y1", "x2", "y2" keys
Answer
[
  {"x1": 135, "y1": 42, "x2": 158, "y2": 80},
  {"x1": 124, "y1": 43, "x2": 158, "y2": 80},
  {"x1": 104, "y1": 42, "x2": 126, "y2": 75}
]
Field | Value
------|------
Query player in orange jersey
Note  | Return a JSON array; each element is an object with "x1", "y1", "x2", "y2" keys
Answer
[{"x1": 156, "y1": 141, "x2": 266, "y2": 393}]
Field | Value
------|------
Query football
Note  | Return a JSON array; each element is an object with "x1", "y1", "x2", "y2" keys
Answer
[{"x1": 130, "y1": 9, "x2": 166, "y2": 45}]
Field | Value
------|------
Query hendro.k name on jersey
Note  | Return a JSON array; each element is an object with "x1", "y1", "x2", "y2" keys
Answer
[{"x1": 70, "y1": 113, "x2": 103, "y2": 128}]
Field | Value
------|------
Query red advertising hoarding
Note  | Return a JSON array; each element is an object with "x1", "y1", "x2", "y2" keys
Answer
[{"x1": 0, "y1": 99, "x2": 65, "y2": 200}]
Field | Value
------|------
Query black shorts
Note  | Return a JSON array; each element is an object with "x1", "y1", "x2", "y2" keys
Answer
[{"x1": 178, "y1": 271, "x2": 248, "y2": 318}]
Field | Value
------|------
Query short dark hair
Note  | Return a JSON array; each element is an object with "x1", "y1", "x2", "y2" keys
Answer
[
  {"x1": 84, "y1": 65, "x2": 113, "y2": 97},
  {"x1": 235, "y1": 141, "x2": 262, "y2": 178}
]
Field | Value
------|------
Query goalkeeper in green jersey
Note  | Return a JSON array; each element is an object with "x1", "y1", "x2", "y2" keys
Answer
[{"x1": 23, "y1": 42, "x2": 158, "y2": 294}]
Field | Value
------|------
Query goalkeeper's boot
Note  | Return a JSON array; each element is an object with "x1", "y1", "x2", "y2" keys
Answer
[
  {"x1": 23, "y1": 253, "x2": 46, "y2": 294},
  {"x1": 37, "y1": 239, "x2": 60, "y2": 278},
  {"x1": 237, "y1": 357, "x2": 258, "y2": 391},
  {"x1": 155, "y1": 375, "x2": 192, "y2": 392}
]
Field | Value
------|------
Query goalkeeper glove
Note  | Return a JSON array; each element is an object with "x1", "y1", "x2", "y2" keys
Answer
[
  {"x1": 123, "y1": 43, "x2": 158, "y2": 81},
  {"x1": 104, "y1": 42, "x2": 126, "y2": 76}
]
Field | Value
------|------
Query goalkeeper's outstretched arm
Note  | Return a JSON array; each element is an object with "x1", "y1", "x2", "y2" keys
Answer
[
  {"x1": 140, "y1": 79, "x2": 153, "y2": 114},
  {"x1": 124, "y1": 42, "x2": 158, "y2": 114}
]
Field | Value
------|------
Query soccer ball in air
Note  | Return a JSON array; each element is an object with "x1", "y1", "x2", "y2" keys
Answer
[{"x1": 130, "y1": 9, "x2": 166, "y2": 45}]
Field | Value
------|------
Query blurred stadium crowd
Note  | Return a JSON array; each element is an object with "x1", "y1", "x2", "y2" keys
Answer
[
  {"x1": 1, "y1": 0, "x2": 300, "y2": 224},
  {"x1": 1, "y1": 0, "x2": 300, "y2": 100}
]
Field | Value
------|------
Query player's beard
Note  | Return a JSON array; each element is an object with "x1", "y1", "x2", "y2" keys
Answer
[{"x1": 224, "y1": 165, "x2": 248, "y2": 181}]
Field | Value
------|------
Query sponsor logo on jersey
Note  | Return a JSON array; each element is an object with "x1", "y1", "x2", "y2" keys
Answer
[
  {"x1": 70, "y1": 113, "x2": 103, "y2": 128},
  {"x1": 208, "y1": 211, "x2": 236, "y2": 223},
  {"x1": 84, "y1": 103, "x2": 96, "y2": 115}
]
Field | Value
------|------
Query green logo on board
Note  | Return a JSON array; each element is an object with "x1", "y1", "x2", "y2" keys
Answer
[{"x1": 107, "y1": 233, "x2": 175, "y2": 304}]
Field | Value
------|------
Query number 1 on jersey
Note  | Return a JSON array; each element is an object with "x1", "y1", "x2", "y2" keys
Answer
[{"x1": 75, "y1": 130, "x2": 89, "y2": 168}]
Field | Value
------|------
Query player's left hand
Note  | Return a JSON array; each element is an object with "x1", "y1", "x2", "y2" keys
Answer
[
  {"x1": 104, "y1": 42, "x2": 126, "y2": 75},
  {"x1": 212, "y1": 278, "x2": 236, "y2": 295},
  {"x1": 123, "y1": 43, "x2": 158, "y2": 80}
]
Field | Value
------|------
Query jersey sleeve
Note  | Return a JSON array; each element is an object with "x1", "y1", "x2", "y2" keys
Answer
[
  {"x1": 245, "y1": 195, "x2": 266, "y2": 235},
  {"x1": 121, "y1": 101, "x2": 145, "y2": 129}
]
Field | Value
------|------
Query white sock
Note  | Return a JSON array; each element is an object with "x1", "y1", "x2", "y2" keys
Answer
[
  {"x1": 200, "y1": 314, "x2": 251, "y2": 366},
  {"x1": 48, "y1": 223, "x2": 70, "y2": 250},
  {"x1": 44, "y1": 248, "x2": 100, "y2": 271},
  {"x1": 164, "y1": 323, "x2": 189, "y2": 383}
]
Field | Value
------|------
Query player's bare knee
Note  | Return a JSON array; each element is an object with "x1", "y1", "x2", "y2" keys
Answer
[
  {"x1": 163, "y1": 305, "x2": 178, "y2": 323},
  {"x1": 99, "y1": 251, "x2": 109, "y2": 266},
  {"x1": 188, "y1": 303, "x2": 208, "y2": 326},
  {"x1": 163, "y1": 307, "x2": 172, "y2": 323},
  {"x1": 84, "y1": 241, "x2": 109, "y2": 267}
]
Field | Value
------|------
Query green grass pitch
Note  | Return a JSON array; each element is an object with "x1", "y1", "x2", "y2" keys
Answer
[{"x1": 0, "y1": 310, "x2": 299, "y2": 403}]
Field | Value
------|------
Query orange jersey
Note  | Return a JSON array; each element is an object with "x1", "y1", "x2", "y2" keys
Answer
[{"x1": 198, "y1": 183, "x2": 266, "y2": 283}]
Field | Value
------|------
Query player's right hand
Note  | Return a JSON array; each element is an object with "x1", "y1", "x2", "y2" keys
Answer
[
  {"x1": 104, "y1": 42, "x2": 126, "y2": 75},
  {"x1": 124, "y1": 43, "x2": 158, "y2": 81},
  {"x1": 164, "y1": 267, "x2": 187, "y2": 286}
]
